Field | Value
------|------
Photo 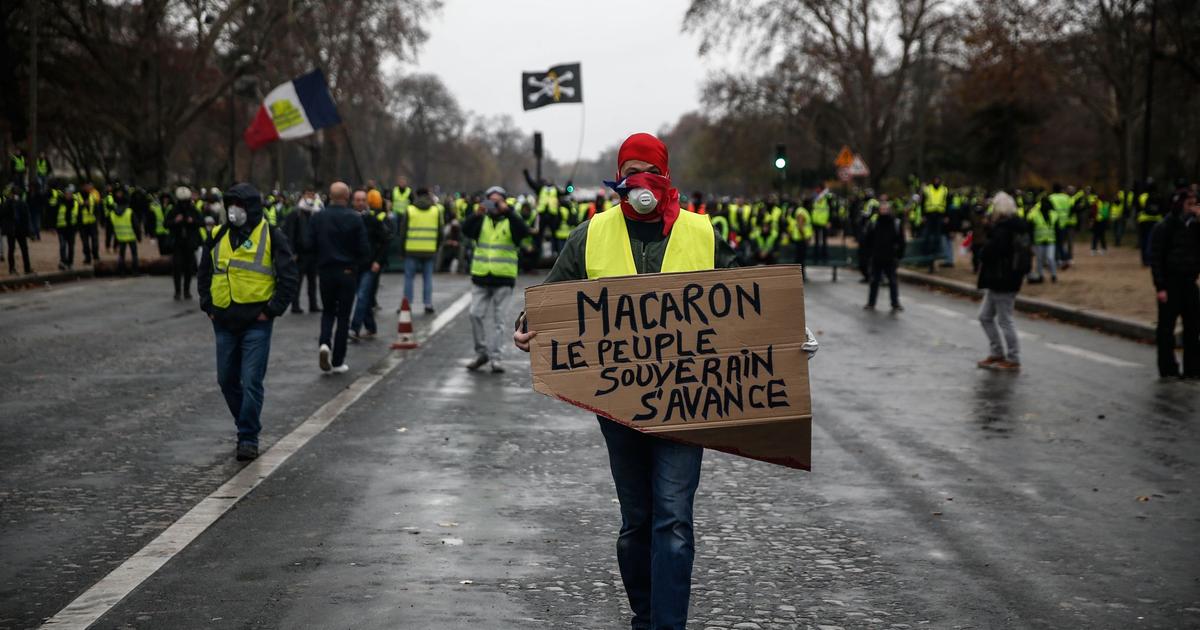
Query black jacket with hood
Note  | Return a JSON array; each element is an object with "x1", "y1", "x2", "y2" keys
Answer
[{"x1": 198, "y1": 183, "x2": 300, "y2": 331}]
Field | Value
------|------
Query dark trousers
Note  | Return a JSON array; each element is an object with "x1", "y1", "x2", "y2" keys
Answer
[
  {"x1": 813, "y1": 226, "x2": 829, "y2": 262},
  {"x1": 80, "y1": 224, "x2": 100, "y2": 263},
  {"x1": 922, "y1": 219, "x2": 943, "y2": 270},
  {"x1": 1138, "y1": 222, "x2": 1155, "y2": 266},
  {"x1": 105, "y1": 224, "x2": 114, "y2": 251},
  {"x1": 116, "y1": 240, "x2": 138, "y2": 275},
  {"x1": 1056, "y1": 227, "x2": 1074, "y2": 263},
  {"x1": 318, "y1": 267, "x2": 358, "y2": 367},
  {"x1": 1157, "y1": 280, "x2": 1200, "y2": 378},
  {"x1": 1113, "y1": 218, "x2": 1126, "y2": 246},
  {"x1": 172, "y1": 247, "x2": 196, "y2": 296},
  {"x1": 293, "y1": 255, "x2": 320, "y2": 311},
  {"x1": 1091, "y1": 221, "x2": 1108, "y2": 251},
  {"x1": 598, "y1": 418, "x2": 703, "y2": 630},
  {"x1": 7, "y1": 234, "x2": 31, "y2": 273},
  {"x1": 868, "y1": 259, "x2": 900, "y2": 307},
  {"x1": 57, "y1": 227, "x2": 75, "y2": 266}
]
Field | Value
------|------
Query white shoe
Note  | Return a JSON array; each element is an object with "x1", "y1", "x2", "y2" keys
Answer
[
  {"x1": 331, "y1": 364, "x2": 349, "y2": 374},
  {"x1": 319, "y1": 344, "x2": 332, "y2": 372}
]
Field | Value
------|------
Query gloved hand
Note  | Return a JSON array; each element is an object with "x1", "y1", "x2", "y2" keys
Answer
[{"x1": 803, "y1": 326, "x2": 818, "y2": 359}]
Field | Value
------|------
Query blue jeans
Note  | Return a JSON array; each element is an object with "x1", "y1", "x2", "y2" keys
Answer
[
  {"x1": 599, "y1": 418, "x2": 703, "y2": 630},
  {"x1": 350, "y1": 269, "x2": 378, "y2": 334},
  {"x1": 213, "y1": 319, "x2": 274, "y2": 446},
  {"x1": 403, "y1": 256, "x2": 435, "y2": 308}
]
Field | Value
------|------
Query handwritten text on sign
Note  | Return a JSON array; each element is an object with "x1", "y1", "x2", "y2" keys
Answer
[{"x1": 525, "y1": 266, "x2": 810, "y2": 432}]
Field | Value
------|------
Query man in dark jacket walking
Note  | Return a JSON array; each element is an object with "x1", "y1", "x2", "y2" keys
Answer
[
  {"x1": 198, "y1": 183, "x2": 299, "y2": 461},
  {"x1": 309, "y1": 182, "x2": 370, "y2": 374},
  {"x1": 350, "y1": 188, "x2": 393, "y2": 340},
  {"x1": 976, "y1": 193, "x2": 1029, "y2": 372},
  {"x1": 283, "y1": 192, "x2": 321, "y2": 313},
  {"x1": 169, "y1": 186, "x2": 202, "y2": 299},
  {"x1": 1150, "y1": 186, "x2": 1200, "y2": 378},
  {"x1": 862, "y1": 196, "x2": 906, "y2": 311}
]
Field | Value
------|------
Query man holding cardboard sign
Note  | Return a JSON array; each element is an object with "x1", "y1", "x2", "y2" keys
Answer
[{"x1": 515, "y1": 133, "x2": 815, "y2": 630}]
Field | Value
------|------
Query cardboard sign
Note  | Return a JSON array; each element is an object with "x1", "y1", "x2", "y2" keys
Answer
[{"x1": 524, "y1": 265, "x2": 811, "y2": 470}]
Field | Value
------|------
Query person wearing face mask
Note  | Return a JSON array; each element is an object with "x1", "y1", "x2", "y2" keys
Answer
[
  {"x1": 461, "y1": 186, "x2": 531, "y2": 373},
  {"x1": 198, "y1": 183, "x2": 299, "y2": 462},
  {"x1": 512, "y1": 133, "x2": 740, "y2": 630},
  {"x1": 284, "y1": 189, "x2": 322, "y2": 313}
]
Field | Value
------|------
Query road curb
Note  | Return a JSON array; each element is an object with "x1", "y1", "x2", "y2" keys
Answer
[
  {"x1": 0, "y1": 268, "x2": 95, "y2": 291},
  {"x1": 896, "y1": 268, "x2": 1156, "y2": 343}
]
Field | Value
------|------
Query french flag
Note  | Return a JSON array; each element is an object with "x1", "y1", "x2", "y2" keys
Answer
[{"x1": 243, "y1": 69, "x2": 342, "y2": 150}]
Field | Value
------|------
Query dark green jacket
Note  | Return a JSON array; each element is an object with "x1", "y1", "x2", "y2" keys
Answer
[{"x1": 544, "y1": 215, "x2": 739, "y2": 283}]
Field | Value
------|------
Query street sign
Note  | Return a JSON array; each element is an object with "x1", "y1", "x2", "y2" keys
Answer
[
  {"x1": 834, "y1": 145, "x2": 855, "y2": 168},
  {"x1": 846, "y1": 154, "x2": 870, "y2": 177}
]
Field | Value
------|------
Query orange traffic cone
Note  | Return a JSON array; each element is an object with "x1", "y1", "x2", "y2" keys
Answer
[{"x1": 390, "y1": 297, "x2": 419, "y2": 349}]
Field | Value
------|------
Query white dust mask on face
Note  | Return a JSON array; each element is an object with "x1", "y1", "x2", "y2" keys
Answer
[{"x1": 227, "y1": 204, "x2": 247, "y2": 227}]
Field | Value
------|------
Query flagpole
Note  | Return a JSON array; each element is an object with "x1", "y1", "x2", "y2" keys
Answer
[
  {"x1": 341, "y1": 124, "x2": 364, "y2": 185},
  {"x1": 567, "y1": 102, "x2": 586, "y2": 185}
]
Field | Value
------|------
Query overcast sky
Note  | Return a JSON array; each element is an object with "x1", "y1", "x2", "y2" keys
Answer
[{"x1": 416, "y1": 0, "x2": 727, "y2": 163}]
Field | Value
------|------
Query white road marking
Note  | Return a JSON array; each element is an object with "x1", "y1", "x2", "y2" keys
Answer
[
  {"x1": 1044, "y1": 342, "x2": 1143, "y2": 368},
  {"x1": 911, "y1": 302, "x2": 964, "y2": 319},
  {"x1": 40, "y1": 290, "x2": 474, "y2": 629}
]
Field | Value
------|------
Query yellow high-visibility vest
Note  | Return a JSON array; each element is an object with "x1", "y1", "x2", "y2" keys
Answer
[
  {"x1": 210, "y1": 220, "x2": 275, "y2": 308},
  {"x1": 391, "y1": 186, "x2": 412, "y2": 214},
  {"x1": 923, "y1": 184, "x2": 948, "y2": 213},
  {"x1": 405, "y1": 205, "x2": 441, "y2": 254},
  {"x1": 472, "y1": 216, "x2": 518, "y2": 279},
  {"x1": 110, "y1": 208, "x2": 137, "y2": 242},
  {"x1": 584, "y1": 208, "x2": 714, "y2": 278}
]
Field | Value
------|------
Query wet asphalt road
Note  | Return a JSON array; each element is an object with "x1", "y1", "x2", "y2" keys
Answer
[{"x1": 0, "y1": 269, "x2": 1197, "y2": 629}]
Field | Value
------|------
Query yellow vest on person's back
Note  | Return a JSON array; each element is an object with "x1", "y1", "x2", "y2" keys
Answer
[
  {"x1": 210, "y1": 220, "x2": 275, "y2": 307},
  {"x1": 405, "y1": 204, "x2": 441, "y2": 254},
  {"x1": 584, "y1": 208, "x2": 714, "y2": 279}
]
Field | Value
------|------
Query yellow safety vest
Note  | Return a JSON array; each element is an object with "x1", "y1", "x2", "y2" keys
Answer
[
  {"x1": 391, "y1": 186, "x2": 412, "y2": 214},
  {"x1": 80, "y1": 194, "x2": 97, "y2": 225},
  {"x1": 555, "y1": 205, "x2": 574, "y2": 240},
  {"x1": 110, "y1": 208, "x2": 136, "y2": 242},
  {"x1": 36, "y1": 158, "x2": 48, "y2": 176},
  {"x1": 584, "y1": 208, "x2": 714, "y2": 278},
  {"x1": 472, "y1": 216, "x2": 518, "y2": 279},
  {"x1": 264, "y1": 204, "x2": 278, "y2": 227},
  {"x1": 924, "y1": 184, "x2": 948, "y2": 213},
  {"x1": 56, "y1": 193, "x2": 79, "y2": 228},
  {"x1": 405, "y1": 205, "x2": 441, "y2": 254},
  {"x1": 150, "y1": 202, "x2": 169, "y2": 235},
  {"x1": 812, "y1": 197, "x2": 830, "y2": 227},
  {"x1": 210, "y1": 220, "x2": 275, "y2": 308}
]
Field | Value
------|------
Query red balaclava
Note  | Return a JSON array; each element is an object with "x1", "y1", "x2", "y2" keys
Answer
[{"x1": 615, "y1": 133, "x2": 681, "y2": 235}]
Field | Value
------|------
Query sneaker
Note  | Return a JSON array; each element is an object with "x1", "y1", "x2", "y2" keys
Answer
[
  {"x1": 310, "y1": 306, "x2": 322, "y2": 313},
  {"x1": 349, "y1": 331, "x2": 361, "y2": 343},
  {"x1": 360, "y1": 330, "x2": 376, "y2": 339},
  {"x1": 891, "y1": 304, "x2": 904, "y2": 312},
  {"x1": 466, "y1": 355, "x2": 488, "y2": 371},
  {"x1": 424, "y1": 305, "x2": 435, "y2": 315},
  {"x1": 174, "y1": 293, "x2": 182, "y2": 301},
  {"x1": 490, "y1": 361, "x2": 506, "y2": 374},
  {"x1": 863, "y1": 304, "x2": 876, "y2": 311},
  {"x1": 331, "y1": 364, "x2": 350, "y2": 374},
  {"x1": 1051, "y1": 276, "x2": 1058, "y2": 283},
  {"x1": 977, "y1": 356, "x2": 1004, "y2": 368},
  {"x1": 993, "y1": 360, "x2": 1021, "y2": 372},
  {"x1": 319, "y1": 344, "x2": 332, "y2": 372},
  {"x1": 236, "y1": 442, "x2": 259, "y2": 461}
]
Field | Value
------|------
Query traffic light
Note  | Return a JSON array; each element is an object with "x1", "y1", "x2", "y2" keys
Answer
[
  {"x1": 774, "y1": 143, "x2": 787, "y2": 170},
  {"x1": 533, "y1": 132, "x2": 543, "y2": 159},
  {"x1": 565, "y1": 183, "x2": 575, "y2": 194}
]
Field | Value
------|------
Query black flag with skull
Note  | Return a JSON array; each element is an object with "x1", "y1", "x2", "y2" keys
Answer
[{"x1": 522, "y1": 63, "x2": 583, "y2": 111}]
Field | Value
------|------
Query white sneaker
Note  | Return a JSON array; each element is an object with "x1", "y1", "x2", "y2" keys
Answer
[
  {"x1": 331, "y1": 364, "x2": 349, "y2": 374},
  {"x1": 319, "y1": 344, "x2": 332, "y2": 372}
]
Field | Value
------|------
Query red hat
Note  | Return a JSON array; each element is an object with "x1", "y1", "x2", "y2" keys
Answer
[{"x1": 616, "y1": 133, "x2": 670, "y2": 178}]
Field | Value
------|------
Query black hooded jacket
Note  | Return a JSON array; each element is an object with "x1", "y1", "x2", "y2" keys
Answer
[{"x1": 198, "y1": 183, "x2": 299, "y2": 331}]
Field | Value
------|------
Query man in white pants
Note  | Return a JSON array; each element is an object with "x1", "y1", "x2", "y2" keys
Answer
[{"x1": 462, "y1": 186, "x2": 531, "y2": 373}]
